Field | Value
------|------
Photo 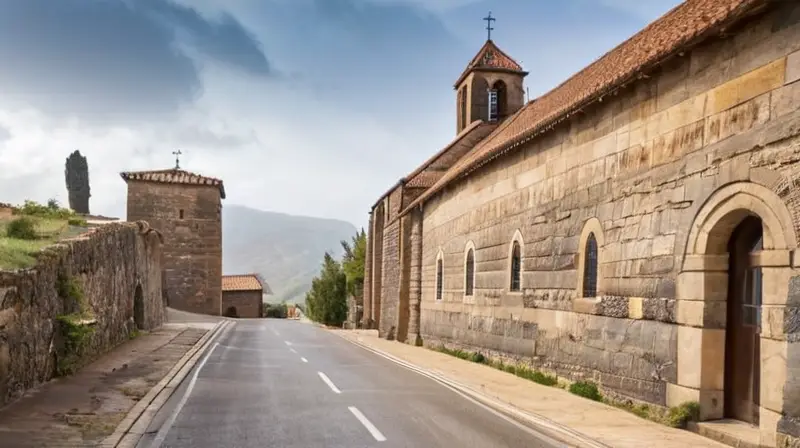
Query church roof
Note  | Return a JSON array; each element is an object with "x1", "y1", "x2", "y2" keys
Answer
[
  {"x1": 403, "y1": 0, "x2": 766, "y2": 216},
  {"x1": 370, "y1": 121, "x2": 497, "y2": 209},
  {"x1": 454, "y1": 39, "x2": 527, "y2": 88},
  {"x1": 120, "y1": 168, "x2": 226, "y2": 199}
]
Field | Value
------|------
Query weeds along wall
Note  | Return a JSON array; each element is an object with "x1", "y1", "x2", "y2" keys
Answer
[{"x1": 0, "y1": 221, "x2": 165, "y2": 406}]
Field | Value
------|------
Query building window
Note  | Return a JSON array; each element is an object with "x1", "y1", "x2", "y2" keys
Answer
[
  {"x1": 179, "y1": 209, "x2": 184, "y2": 219},
  {"x1": 465, "y1": 249, "x2": 475, "y2": 296},
  {"x1": 583, "y1": 233, "x2": 598, "y2": 298},
  {"x1": 436, "y1": 257, "x2": 444, "y2": 301},
  {"x1": 510, "y1": 241, "x2": 521, "y2": 292},
  {"x1": 488, "y1": 89, "x2": 498, "y2": 122},
  {"x1": 459, "y1": 87, "x2": 467, "y2": 130}
]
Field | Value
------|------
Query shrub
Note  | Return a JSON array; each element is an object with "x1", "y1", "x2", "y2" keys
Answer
[
  {"x1": 515, "y1": 365, "x2": 558, "y2": 386},
  {"x1": 569, "y1": 380, "x2": 602, "y2": 401},
  {"x1": 67, "y1": 217, "x2": 87, "y2": 226},
  {"x1": 264, "y1": 302, "x2": 288, "y2": 318},
  {"x1": 6, "y1": 216, "x2": 37, "y2": 240},
  {"x1": 469, "y1": 352, "x2": 486, "y2": 364},
  {"x1": 666, "y1": 401, "x2": 700, "y2": 428}
]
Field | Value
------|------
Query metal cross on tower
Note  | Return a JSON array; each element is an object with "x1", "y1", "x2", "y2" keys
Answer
[
  {"x1": 172, "y1": 150, "x2": 182, "y2": 169},
  {"x1": 483, "y1": 12, "x2": 495, "y2": 41}
]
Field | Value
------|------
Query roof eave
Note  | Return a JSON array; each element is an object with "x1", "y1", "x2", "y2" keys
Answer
[
  {"x1": 370, "y1": 179, "x2": 405, "y2": 211},
  {"x1": 453, "y1": 67, "x2": 529, "y2": 90}
]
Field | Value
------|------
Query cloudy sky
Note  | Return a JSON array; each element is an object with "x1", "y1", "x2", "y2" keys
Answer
[{"x1": 0, "y1": 0, "x2": 682, "y2": 228}]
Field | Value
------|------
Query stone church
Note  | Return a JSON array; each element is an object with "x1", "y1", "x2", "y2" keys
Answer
[{"x1": 363, "y1": 0, "x2": 800, "y2": 446}]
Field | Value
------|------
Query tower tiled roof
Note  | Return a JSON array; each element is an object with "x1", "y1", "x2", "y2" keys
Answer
[
  {"x1": 120, "y1": 168, "x2": 226, "y2": 199},
  {"x1": 405, "y1": 0, "x2": 767, "y2": 217},
  {"x1": 454, "y1": 40, "x2": 527, "y2": 88}
]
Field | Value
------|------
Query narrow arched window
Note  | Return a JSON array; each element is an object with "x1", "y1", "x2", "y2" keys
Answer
[
  {"x1": 465, "y1": 249, "x2": 475, "y2": 296},
  {"x1": 436, "y1": 258, "x2": 443, "y2": 301},
  {"x1": 510, "y1": 241, "x2": 521, "y2": 292},
  {"x1": 583, "y1": 233, "x2": 598, "y2": 298},
  {"x1": 459, "y1": 87, "x2": 467, "y2": 130}
]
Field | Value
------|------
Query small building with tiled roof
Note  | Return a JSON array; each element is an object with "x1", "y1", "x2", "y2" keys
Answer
[
  {"x1": 121, "y1": 164, "x2": 225, "y2": 317},
  {"x1": 221, "y1": 274, "x2": 265, "y2": 318},
  {"x1": 364, "y1": 2, "x2": 800, "y2": 446}
]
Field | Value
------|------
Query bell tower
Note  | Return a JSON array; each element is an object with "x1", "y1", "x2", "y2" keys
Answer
[{"x1": 455, "y1": 13, "x2": 528, "y2": 134}]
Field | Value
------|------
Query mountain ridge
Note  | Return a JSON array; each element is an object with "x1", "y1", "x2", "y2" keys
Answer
[{"x1": 222, "y1": 204, "x2": 358, "y2": 304}]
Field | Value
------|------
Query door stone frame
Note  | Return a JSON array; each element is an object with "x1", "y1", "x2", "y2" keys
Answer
[{"x1": 671, "y1": 182, "x2": 797, "y2": 446}]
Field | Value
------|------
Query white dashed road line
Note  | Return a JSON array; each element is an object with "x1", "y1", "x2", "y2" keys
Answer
[
  {"x1": 317, "y1": 371, "x2": 341, "y2": 394},
  {"x1": 289, "y1": 348, "x2": 297, "y2": 353},
  {"x1": 348, "y1": 406, "x2": 386, "y2": 442},
  {"x1": 284, "y1": 341, "x2": 292, "y2": 346},
  {"x1": 301, "y1": 357, "x2": 308, "y2": 363}
]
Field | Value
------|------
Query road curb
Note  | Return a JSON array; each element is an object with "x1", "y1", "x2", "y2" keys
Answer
[
  {"x1": 336, "y1": 332, "x2": 610, "y2": 448},
  {"x1": 101, "y1": 320, "x2": 232, "y2": 448}
]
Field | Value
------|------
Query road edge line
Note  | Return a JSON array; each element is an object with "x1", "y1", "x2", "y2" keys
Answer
[
  {"x1": 101, "y1": 320, "x2": 231, "y2": 448},
  {"x1": 334, "y1": 332, "x2": 610, "y2": 448}
]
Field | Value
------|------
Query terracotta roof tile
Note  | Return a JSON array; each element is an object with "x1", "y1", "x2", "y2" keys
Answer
[
  {"x1": 371, "y1": 121, "x2": 497, "y2": 210},
  {"x1": 406, "y1": 171, "x2": 443, "y2": 188},
  {"x1": 405, "y1": 0, "x2": 765, "y2": 216},
  {"x1": 454, "y1": 40, "x2": 527, "y2": 88},
  {"x1": 120, "y1": 168, "x2": 226, "y2": 199},
  {"x1": 222, "y1": 274, "x2": 263, "y2": 292}
]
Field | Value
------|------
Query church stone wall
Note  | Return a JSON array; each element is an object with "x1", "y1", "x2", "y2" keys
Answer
[
  {"x1": 420, "y1": 8, "x2": 800, "y2": 446},
  {"x1": 127, "y1": 181, "x2": 222, "y2": 316},
  {"x1": 379, "y1": 187, "x2": 404, "y2": 338}
]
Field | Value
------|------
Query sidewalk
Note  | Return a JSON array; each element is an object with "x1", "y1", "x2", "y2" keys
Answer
[
  {"x1": 336, "y1": 330, "x2": 728, "y2": 448},
  {"x1": 0, "y1": 324, "x2": 210, "y2": 447}
]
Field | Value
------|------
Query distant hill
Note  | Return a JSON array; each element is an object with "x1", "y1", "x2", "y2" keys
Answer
[{"x1": 222, "y1": 205, "x2": 358, "y2": 304}]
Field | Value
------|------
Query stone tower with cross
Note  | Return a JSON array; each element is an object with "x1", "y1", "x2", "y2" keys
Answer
[
  {"x1": 120, "y1": 155, "x2": 225, "y2": 316},
  {"x1": 454, "y1": 12, "x2": 528, "y2": 134}
]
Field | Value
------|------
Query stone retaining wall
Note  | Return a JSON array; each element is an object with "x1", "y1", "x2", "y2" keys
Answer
[{"x1": 0, "y1": 222, "x2": 165, "y2": 406}]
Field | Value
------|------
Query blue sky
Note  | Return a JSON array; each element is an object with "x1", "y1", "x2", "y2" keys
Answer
[{"x1": 0, "y1": 0, "x2": 681, "y2": 228}]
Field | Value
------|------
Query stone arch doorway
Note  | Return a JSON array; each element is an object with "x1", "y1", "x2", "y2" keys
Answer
[
  {"x1": 134, "y1": 284, "x2": 145, "y2": 330},
  {"x1": 678, "y1": 182, "x2": 796, "y2": 434}
]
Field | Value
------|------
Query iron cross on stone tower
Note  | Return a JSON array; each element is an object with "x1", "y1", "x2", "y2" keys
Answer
[
  {"x1": 483, "y1": 12, "x2": 495, "y2": 41},
  {"x1": 172, "y1": 150, "x2": 182, "y2": 169}
]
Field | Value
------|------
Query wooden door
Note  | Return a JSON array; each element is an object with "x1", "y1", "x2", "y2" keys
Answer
[{"x1": 724, "y1": 216, "x2": 763, "y2": 424}]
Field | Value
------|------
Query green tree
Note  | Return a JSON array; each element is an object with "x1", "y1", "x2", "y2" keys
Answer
[
  {"x1": 305, "y1": 252, "x2": 348, "y2": 326},
  {"x1": 340, "y1": 229, "x2": 366, "y2": 297}
]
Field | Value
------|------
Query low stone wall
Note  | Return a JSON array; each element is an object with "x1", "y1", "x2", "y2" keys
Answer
[{"x1": 0, "y1": 221, "x2": 165, "y2": 406}]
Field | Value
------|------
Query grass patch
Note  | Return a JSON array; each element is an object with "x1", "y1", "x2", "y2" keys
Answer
[
  {"x1": 0, "y1": 200, "x2": 87, "y2": 270},
  {"x1": 431, "y1": 344, "x2": 700, "y2": 431},
  {"x1": 569, "y1": 380, "x2": 602, "y2": 401},
  {"x1": 435, "y1": 345, "x2": 558, "y2": 387},
  {"x1": 666, "y1": 401, "x2": 700, "y2": 428}
]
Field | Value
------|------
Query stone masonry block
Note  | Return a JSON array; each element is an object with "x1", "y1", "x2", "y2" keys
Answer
[
  {"x1": 788, "y1": 50, "x2": 800, "y2": 85},
  {"x1": 706, "y1": 58, "x2": 786, "y2": 115},
  {"x1": 761, "y1": 338, "x2": 788, "y2": 414}
]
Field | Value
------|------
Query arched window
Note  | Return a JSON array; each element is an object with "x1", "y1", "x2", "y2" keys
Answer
[
  {"x1": 459, "y1": 87, "x2": 467, "y2": 130},
  {"x1": 488, "y1": 80, "x2": 507, "y2": 122},
  {"x1": 465, "y1": 249, "x2": 475, "y2": 296},
  {"x1": 583, "y1": 233, "x2": 598, "y2": 298},
  {"x1": 510, "y1": 241, "x2": 521, "y2": 292},
  {"x1": 436, "y1": 257, "x2": 444, "y2": 301}
]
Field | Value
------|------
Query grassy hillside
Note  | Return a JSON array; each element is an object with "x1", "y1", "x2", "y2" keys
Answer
[{"x1": 222, "y1": 205, "x2": 358, "y2": 304}]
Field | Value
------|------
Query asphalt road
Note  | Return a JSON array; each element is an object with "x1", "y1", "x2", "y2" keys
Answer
[{"x1": 138, "y1": 319, "x2": 567, "y2": 448}]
